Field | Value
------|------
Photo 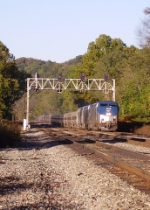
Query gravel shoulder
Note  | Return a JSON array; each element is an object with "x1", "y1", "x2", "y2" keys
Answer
[{"x1": 0, "y1": 128, "x2": 150, "y2": 210}]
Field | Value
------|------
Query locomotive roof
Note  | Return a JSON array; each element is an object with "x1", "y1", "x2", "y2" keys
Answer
[
  {"x1": 78, "y1": 100, "x2": 118, "y2": 109},
  {"x1": 99, "y1": 100, "x2": 118, "y2": 104}
]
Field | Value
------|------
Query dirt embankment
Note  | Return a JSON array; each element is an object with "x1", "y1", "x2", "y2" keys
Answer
[{"x1": 118, "y1": 121, "x2": 150, "y2": 135}]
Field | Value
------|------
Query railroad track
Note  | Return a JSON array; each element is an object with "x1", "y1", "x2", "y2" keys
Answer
[
  {"x1": 95, "y1": 131, "x2": 150, "y2": 147},
  {"x1": 37, "y1": 125, "x2": 150, "y2": 195}
]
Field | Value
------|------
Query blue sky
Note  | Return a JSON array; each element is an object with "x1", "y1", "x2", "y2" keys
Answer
[{"x1": 0, "y1": 0, "x2": 149, "y2": 63}]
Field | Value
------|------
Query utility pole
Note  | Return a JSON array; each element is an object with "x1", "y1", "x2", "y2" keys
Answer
[{"x1": 26, "y1": 78, "x2": 30, "y2": 128}]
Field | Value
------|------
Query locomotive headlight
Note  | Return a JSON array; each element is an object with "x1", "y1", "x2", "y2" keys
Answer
[{"x1": 113, "y1": 116, "x2": 116, "y2": 122}]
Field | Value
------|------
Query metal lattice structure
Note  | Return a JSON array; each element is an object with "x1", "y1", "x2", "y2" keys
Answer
[{"x1": 26, "y1": 76, "x2": 115, "y2": 127}]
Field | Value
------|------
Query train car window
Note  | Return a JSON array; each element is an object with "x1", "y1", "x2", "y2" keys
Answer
[{"x1": 72, "y1": 116, "x2": 77, "y2": 120}]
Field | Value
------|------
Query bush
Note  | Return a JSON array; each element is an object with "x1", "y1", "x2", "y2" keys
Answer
[{"x1": 0, "y1": 120, "x2": 21, "y2": 148}]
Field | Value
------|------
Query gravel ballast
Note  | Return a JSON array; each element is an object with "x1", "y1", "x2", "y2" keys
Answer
[{"x1": 0, "y1": 128, "x2": 150, "y2": 210}]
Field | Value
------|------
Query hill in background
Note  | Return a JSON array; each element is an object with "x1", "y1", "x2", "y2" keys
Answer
[
  {"x1": 14, "y1": 55, "x2": 83, "y2": 120},
  {"x1": 16, "y1": 55, "x2": 82, "y2": 78}
]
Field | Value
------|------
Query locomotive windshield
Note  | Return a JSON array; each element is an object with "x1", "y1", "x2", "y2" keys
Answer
[
  {"x1": 100, "y1": 103, "x2": 117, "y2": 107},
  {"x1": 109, "y1": 104, "x2": 117, "y2": 107},
  {"x1": 100, "y1": 104, "x2": 107, "y2": 106}
]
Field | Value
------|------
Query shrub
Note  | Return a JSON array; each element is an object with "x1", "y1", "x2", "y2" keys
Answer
[{"x1": 0, "y1": 120, "x2": 21, "y2": 148}]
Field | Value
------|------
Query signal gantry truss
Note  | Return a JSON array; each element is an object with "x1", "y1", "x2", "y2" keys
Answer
[{"x1": 27, "y1": 77, "x2": 115, "y2": 97}]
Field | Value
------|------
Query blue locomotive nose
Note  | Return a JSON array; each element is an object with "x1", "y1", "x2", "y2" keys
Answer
[{"x1": 96, "y1": 101, "x2": 119, "y2": 131}]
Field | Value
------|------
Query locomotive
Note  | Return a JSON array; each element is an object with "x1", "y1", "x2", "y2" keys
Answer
[{"x1": 37, "y1": 100, "x2": 119, "y2": 131}]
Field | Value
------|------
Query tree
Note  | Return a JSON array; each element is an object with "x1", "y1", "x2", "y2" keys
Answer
[
  {"x1": 81, "y1": 34, "x2": 126, "y2": 78},
  {"x1": 138, "y1": 7, "x2": 150, "y2": 47},
  {"x1": 0, "y1": 41, "x2": 29, "y2": 118}
]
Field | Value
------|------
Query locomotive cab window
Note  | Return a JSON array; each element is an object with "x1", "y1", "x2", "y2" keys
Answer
[
  {"x1": 109, "y1": 104, "x2": 117, "y2": 107},
  {"x1": 100, "y1": 104, "x2": 108, "y2": 107}
]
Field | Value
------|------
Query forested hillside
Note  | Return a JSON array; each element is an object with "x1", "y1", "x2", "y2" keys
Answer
[
  {"x1": 14, "y1": 56, "x2": 82, "y2": 120},
  {"x1": 16, "y1": 56, "x2": 82, "y2": 78}
]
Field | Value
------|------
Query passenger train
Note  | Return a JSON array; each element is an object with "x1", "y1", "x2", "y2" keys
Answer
[{"x1": 37, "y1": 100, "x2": 119, "y2": 131}]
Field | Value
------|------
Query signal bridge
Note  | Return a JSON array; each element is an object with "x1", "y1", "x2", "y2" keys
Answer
[
  {"x1": 27, "y1": 77, "x2": 115, "y2": 98},
  {"x1": 25, "y1": 76, "x2": 115, "y2": 128}
]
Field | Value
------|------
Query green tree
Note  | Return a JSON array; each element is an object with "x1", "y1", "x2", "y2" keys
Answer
[{"x1": 0, "y1": 41, "x2": 29, "y2": 118}]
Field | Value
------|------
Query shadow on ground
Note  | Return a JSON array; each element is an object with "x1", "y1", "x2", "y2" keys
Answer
[{"x1": 118, "y1": 121, "x2": 150, "y2": 134}]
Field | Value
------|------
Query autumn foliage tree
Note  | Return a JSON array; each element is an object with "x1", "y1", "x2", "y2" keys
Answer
[
  {"x1": 0, "y1": 41, "x2": 29, "y2": 118},
  {"x1": 138, "y1": 7, "x2": 150, "y2": 47}
]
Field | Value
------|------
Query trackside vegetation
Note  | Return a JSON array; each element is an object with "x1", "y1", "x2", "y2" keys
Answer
[
  {"x1": 0, "y1": 121, "x2": 21, "y2": 148},
  {"x1": 0, "y1": 41, "x2": 29, "y2": 147}
]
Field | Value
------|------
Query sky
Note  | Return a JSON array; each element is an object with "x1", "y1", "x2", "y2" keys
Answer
[{"x1": 0, "y1": 0, "x2": 150, "y2": 63}]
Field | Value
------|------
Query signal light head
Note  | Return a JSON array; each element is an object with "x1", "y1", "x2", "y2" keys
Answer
[
  {"x1": 81, "y1": 73, "x2": 86, "y2": 82},
  {"x1": 104, "y1": 73, "x2": 109, "y2": 82}
]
